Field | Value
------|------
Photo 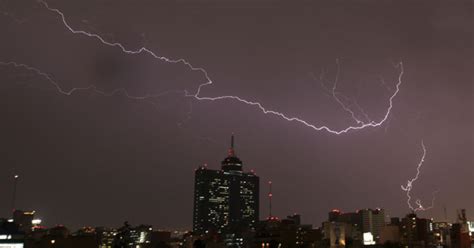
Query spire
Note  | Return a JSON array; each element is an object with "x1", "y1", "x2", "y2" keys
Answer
[
  {"x1": 228, "y1": 133, "x2": 235, "y2": 157},
  {"x1": 222, "y1": 134, "x2": 243, "y2": 171}
]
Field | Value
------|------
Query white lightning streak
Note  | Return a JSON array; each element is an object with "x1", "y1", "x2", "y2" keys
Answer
[
  {"x1": 12, "y1": 0, "x2": 404, "y2": 135},
  {"x1": 311, "y1": 62, "x2": 373, "y2": 124},
  {"x1": 401, "y1": 141, "x2": 437, "y2": 212},
  {"x1": 330, "y1": 59, "x2": 365, "y2": 125},
  {"x1": 0, "y1": 61, "x2": 181, "y2": 99}
]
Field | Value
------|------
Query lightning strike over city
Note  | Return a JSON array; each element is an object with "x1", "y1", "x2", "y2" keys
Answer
[{"x1": 0, "y1": 0, "x2": 471, "y2": 247}]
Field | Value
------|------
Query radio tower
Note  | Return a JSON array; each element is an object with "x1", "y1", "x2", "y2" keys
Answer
[
  {"x1": 11, "y1": 173, "x2": 19, "y2": 213},
  {"x1": 444, "y1": 206, "x2": 448, "y2": 222},
  {"x1": 268, "y1": 181, "x2": 273, "y2": 219}
]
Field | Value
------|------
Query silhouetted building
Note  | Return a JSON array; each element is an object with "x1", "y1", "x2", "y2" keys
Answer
[
  {"x1": 379, "y1": 223, "x2": 401, "y2": 245},
  {"x1": 95, "y1": 227, "x2": 117, "y2": 248},
  {"x1": 112, "y1": 222, "x2": 153, "y2": 248},
  {"x1": 193, "y1": 135, "x2": 259, "y2": 236},
  {"x1": 359, "y1": 208, "x2": 385, "y2": 242},
  {"x1": 325, "y1": 208, "x2": 385, "y2": 245},
  {"x1": 389, "y1": 217, "x2": 400, "y2": 226},
  {"x1": 400, "y1": 213, "x2": 435, "y2": 247},
  {"x1": 0, "y1": 218, "x2": 25, "y2": 247},
  {"x1": 323, "y1": 221, "x2": 348, "y2": 248},
  {"x1": 379, "y1": 217, "x2": 402, "y2": 245},
  {"x1": 328, "y1": 210, "x2": 342, "y2": 223},
  {"x1": 150, "y1": 230, "x2": 171, "y2": 247},
  {"x1": 328, "y1": 209, "x2": 359, "y2": 226},
  {"x1": 12, "y1": 210, "x2": 35, "y2": 234},
  {"x1": 451, "y1": 223, "x2": 470, "y2": 248},
  {"x1": 432, "y1": 222, "x2": 451, "y2": 247},
  {"x1": 48, "y1": 225, "x2": 70, "y2": 239},
  {"x1": 451, "y1": 209, "x2": 471, "y2": 248},
  {"x1": 255, "y1": 215, "x2": 322, "y2": 248}
]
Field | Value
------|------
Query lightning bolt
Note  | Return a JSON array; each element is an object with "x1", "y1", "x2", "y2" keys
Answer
[
  {"x1": 401, "y1": 141, "x2": 438, "y2": 212},
  {"x1": 3, "y1": 0, "x2": 404, "y2": 135},
  {"x1": 330, "y1": 59, "x2": 366, "y2": 125},
  {"x1": 312, "y1": 60, "x2": 375, "y2": 125},
  {"x1": 0, "y1": 61, "x2": 183, "y2": 99}
]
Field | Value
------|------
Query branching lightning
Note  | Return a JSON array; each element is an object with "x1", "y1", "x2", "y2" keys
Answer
[
  {"x1": 2, "y1": 0, "x2": 405, "y2": 135},
  {"x1": 330, "y1": 59, "x2": 366, "y2": 125},
  {"x1": 401, "y1": 141, "x2": 438, "y2": 212},
  {"x1": 312, "y1": 60, "x2": 375, "y2": 125},
  {"x1": 0, "y1": 61, "x2": 182, "y2": 100}
]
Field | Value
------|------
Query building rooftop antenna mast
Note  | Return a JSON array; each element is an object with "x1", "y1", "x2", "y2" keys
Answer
[
  {"x1": 11, "y1": 171, "x2": 19, "y2": 213},
  {"x1": 268, "y1": 181, "x2": 273, "y2": 219},
  {"x1": 444, "y1": 205, "x2": 448, "y2": 222}
]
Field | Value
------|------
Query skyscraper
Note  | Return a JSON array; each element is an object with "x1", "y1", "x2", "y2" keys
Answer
[
  {"x1": 360, "y1": 208, "x2": 385, "y2": 241},
  {"x1": 193, "y1": 135, "x2": 259, "y2": 235}
]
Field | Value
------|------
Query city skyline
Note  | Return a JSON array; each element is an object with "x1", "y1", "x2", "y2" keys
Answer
[
  {"x1": 3, "y1": 206, "x2": 473, "y2": 247},
  {"x1": 1, "y1": 134, "x2": 469, "y2": 230},
  {"x1": 0, "y1": 0, "x2": 472, "y2": 231}
]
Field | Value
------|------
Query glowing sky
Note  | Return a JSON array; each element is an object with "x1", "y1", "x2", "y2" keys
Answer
[{"x1": 0, "y1": 0, "x2": 472, "y2": 229}]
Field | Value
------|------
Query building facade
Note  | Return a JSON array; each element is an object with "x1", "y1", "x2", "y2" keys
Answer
[
  {"x1": 193, "y1": 135, "x2": 259, "y2": 235},
  {"x1": 359, "y1": 208, "x2": 385, "y2": 241}
]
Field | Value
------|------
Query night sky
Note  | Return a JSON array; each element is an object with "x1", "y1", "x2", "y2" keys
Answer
[{"x1": 0, "y1": 0, "x2": 472, "y2": 230}]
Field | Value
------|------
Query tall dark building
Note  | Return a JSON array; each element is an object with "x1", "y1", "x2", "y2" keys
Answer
[
  {"x1": 400, "y1": 213, "x2": 435, "y2": 247},
  {"x1": 193, "y1": 135, "x2": 259, "y2": 235}
]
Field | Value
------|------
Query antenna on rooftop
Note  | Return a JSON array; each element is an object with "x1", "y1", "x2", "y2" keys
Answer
[
  {"x1": 11, "y1": 170, "x2": 19, "y2": 213},
  {"x1": 268, "y1": 181, "x2": 273, "y2": 219}
]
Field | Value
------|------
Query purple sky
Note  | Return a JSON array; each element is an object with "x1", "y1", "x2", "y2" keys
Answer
[{"x1": 0, "y1": 0, "x2": 472, "y2": 230}]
